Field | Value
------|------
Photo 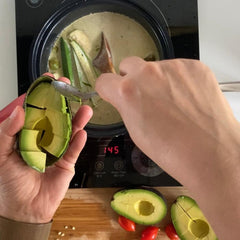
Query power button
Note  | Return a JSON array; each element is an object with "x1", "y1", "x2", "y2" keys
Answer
[{"x1": 26, "y1": 0, "x2": 43, "y2": 8}]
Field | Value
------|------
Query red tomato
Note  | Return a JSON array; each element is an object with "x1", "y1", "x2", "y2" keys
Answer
[
  {"x1": 118, "y1": 216, "x2": 136, "y2": 232},
  {"x1": 141, "y1": 226, "x2": 159, "y2": 240},
  {"x1": 165, "y1": 223, "x2": 180, "y2": 240}
]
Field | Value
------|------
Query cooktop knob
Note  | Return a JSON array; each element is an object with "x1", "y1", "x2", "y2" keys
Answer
[
  {"x1": 26, "y1": 0, "x2": 43, "y2": 8},
  {"x1": 131, "y1": 146, "x2": 163, "y2": 177}
]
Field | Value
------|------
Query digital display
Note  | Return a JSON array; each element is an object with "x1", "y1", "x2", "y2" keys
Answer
[{"x1": 104, "y1": 146, "x2": 119, "y2": 155}]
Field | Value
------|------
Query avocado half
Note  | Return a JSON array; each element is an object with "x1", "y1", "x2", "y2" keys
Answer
[
  {"x1": 171, "y1": 196, "x2": 218, "y2": 240},
  {"x1": 18, "y1": 76, "x2": 72, "y2": 172},
  {"x1": 111, "y1": 188, "x2": 167, "y2": 225}
]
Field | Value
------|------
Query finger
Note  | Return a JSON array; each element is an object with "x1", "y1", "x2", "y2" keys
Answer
[
  {"x1": 42, "y1": 72, "x2": 71, "y2": 85},
  {"x1": 43, "y1": 72, "x2": 55, "y2": 78},
  {"x1": 95, "y1": 73, "x2": 123, "y2": 105},
  {"x1": 0, "y1": 106, "x2": 25, "y2": 155},
  {"x1": 0, "y1": 93, "x2": 26, "y2": 124},
  {"x1": 119, "y1": 56, "x2": 146, "y2": 76},
  {"x1": 71, "y1": 105, "x2": 93, "y2": 137},
  {"x1": 58, "y1": 76, "x2": 71, "y2": 84},
  {"x1": 53, "y1": 105, "x2": 92, "y2": 170},
  {"x1": 54, "y1": 129, "x2": 87, "y2": 172}
]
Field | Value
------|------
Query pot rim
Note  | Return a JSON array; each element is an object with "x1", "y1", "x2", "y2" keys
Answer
[{"x1": 29, "y1": 0, "x2": 175, "y2": 138}]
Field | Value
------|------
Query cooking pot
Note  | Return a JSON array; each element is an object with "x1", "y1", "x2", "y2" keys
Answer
[{"x1": 30, "y1": 0, "x2": 174, "y2": 138}]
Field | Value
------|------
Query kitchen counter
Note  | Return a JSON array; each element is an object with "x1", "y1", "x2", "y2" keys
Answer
[{"x1": 49, "y1": 187, "x2": 190, "y2": 240}]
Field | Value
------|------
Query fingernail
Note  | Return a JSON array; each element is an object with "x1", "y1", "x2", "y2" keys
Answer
[{"x1": 9, "y1": 106, "x2": 19, "y2": 119}]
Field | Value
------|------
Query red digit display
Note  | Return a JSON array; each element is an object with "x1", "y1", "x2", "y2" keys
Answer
[
  {"x1": 104, "y1": 146, "x2": 119, "y2": 155},
  {"x1": 114, "y1": 146, "x2": 119, "y2": 154}
]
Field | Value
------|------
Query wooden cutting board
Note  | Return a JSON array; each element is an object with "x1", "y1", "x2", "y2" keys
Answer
[{"x1": 49, "y1": 187, "x2": 190, "y2": 240}]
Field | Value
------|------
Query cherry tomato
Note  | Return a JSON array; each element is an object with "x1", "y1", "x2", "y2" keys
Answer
[
  {"x1": 118, "y1": 215, "x2": 136, "y2": 232},
  {"x1": 165, "y1": 223, "x2": 180, "y2": 240},
  {"x1": 141, "y1": 226, "x2": 159, "y2": 240}
]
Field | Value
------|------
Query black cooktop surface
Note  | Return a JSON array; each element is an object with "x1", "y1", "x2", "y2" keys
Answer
[{"x1": 15, "y1": 0, "x2": 199, "y2": 188}]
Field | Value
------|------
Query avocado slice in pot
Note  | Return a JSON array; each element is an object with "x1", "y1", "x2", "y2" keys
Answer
[
  {"x1": 171, "y1": 195, "x2": 218, "y2": 240},
  {"x1": 111, "y1": 187, "x2": 167, "y2": 225},
  {"x1": 18, "y1": 76, "x2": 72, "y2": 172}
]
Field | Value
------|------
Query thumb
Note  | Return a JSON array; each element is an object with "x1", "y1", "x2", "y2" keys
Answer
[
  {"x1": 95, "y1": 73, "x2": 123, "y2": 109},
  {"x1": 0, "y1": 93, "x2": 26, "y2": 124},
  {"x1": 0, "y1": 106, "x2": 25, "y2": 155}
]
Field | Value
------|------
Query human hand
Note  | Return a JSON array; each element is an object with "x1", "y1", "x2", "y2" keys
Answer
[
  {"x1": 95, "y1": 56, "x2": 240, "y2": 188},
  {"x1": 0, "y1": 75, "x2": 93, "y2": 224},
  {"x1": 96, "y1": 57, "x2": 240, "y2": 239}
]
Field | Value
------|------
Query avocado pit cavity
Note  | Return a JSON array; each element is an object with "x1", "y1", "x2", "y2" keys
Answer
[
  {"x1": 134, "y1": 200, "x2": 155, "y2": 216},
  {"x1": 189, "y1": 219, "x2": 210, "y2": 238},
  {"x1": 34, "y1": 117, "x2": 54, "y2": 147}
]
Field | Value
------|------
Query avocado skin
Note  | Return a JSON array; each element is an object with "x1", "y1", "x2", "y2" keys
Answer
[
  {"x1": 112, "y1": 186, "x2": 166, "y2": 198},
  {"x1": 111, "y1": 187, "x2": 167, "y2": 225},
  {"x1": 18, "y1": 76, "x2": 72, "y2": 172},
  {"x1": 113, "y1": 186, "x2": 167, "y2": 204}
]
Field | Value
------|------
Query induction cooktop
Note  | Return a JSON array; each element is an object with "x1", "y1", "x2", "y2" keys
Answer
[{"x1": 15, "y1": 0, "x2": 199, "y2": 188}]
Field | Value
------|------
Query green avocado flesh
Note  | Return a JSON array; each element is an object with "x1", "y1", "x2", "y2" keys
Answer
[
  {"x1": 171, "y1": 196, "x2": 218, "y2": 240},
  {"x1": 111, "y1": 188, "x2": 167, "y2": 225},
  {"x1": 19, "y1": 76, "x2": 72, "y2": 172},
  {"x1": 20, "y1": 151, "x2": 46, "y2": 173}
]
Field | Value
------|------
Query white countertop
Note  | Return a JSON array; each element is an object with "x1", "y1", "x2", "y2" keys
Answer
[{"x1": 1, "y1": 0, "x2": 240, "y2": 120}]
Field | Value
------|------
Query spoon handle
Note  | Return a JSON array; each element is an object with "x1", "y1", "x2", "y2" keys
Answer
[
  {"x1": 51, "y1": 81, "x2": 98, "y2": 101},
  {"x1": 219, "y1": 82, "x2": 240, "y2": 92}
]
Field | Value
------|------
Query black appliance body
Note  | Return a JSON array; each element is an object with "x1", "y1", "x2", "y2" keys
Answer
[{"x1": 15, "y1": 0, "x2": 199, "y2": 188}]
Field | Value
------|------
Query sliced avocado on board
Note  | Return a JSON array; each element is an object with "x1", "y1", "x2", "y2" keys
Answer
[
  {"x1": 18, "y1": 76, "x2": 72, "y2": 173},
  {"x1": 111, "y1": 188, "x2": 167, "y2": 225},
  {"x1": 171, "y1": 196, "x2": 218, "y2": 240}
]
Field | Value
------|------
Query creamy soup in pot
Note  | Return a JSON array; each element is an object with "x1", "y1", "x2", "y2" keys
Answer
[{"x1": 48, "y1": 12, "x2": 160, "y2": 125}]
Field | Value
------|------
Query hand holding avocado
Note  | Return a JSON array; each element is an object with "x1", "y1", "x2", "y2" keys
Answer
[
  {"x1": 0, "y1": 57, "x2": 240, "y2": 240},
  {"x1": 96, "y1": 57, "x2": 240, "y2": 240},
  {"x1": 0, "y1": 75, "x2": 93, "y2": 224}
]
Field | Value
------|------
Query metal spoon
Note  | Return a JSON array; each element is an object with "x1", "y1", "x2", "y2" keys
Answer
[
  {"x1": 52, "y1": 79, "x2": 240, "y2": 102},
  {"x1": 219, "y1": 82, "x2": 240, "y2": 92},
  {"x1": 51, "y1": 81, "x2": 98, "y2": 102},
  {"x1": 92, "y1": 32, "x2": 116, "y2": 73}
]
